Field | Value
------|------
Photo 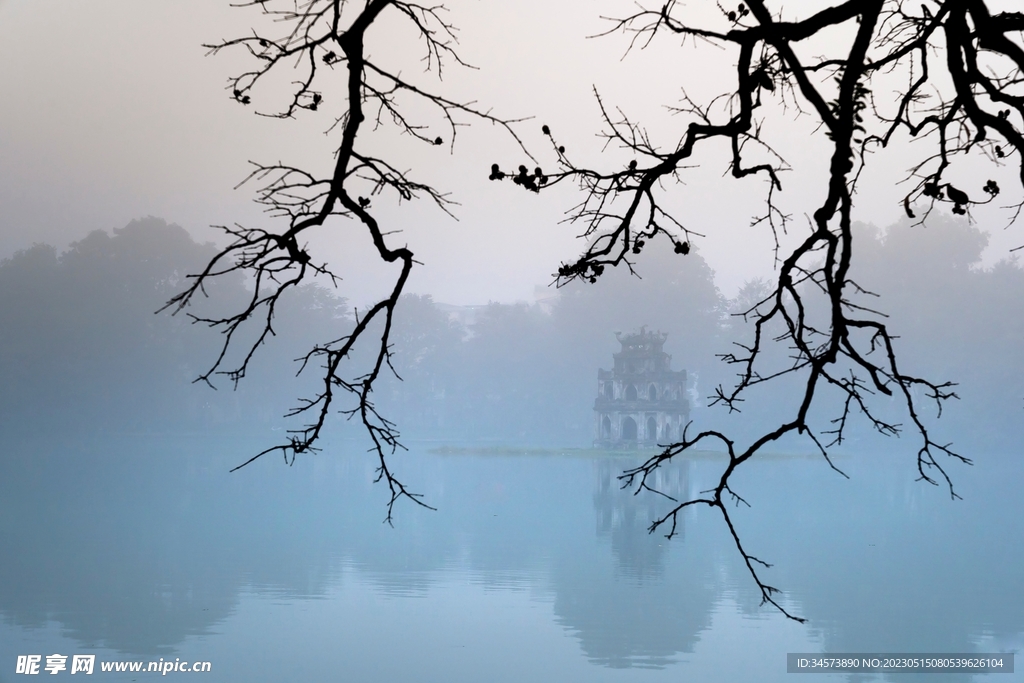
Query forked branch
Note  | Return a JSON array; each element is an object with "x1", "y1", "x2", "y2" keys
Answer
[
  {"x1": 493, "y1": 0, "x2": 1020, "y2": 621},
  {"x1": 165, "y1": 0, "x2": 525, "y2": 523}
]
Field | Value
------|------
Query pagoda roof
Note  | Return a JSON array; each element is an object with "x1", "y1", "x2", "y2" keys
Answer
[{"x1": 615, "y1": 326, "x2": 668, "y2": 352}]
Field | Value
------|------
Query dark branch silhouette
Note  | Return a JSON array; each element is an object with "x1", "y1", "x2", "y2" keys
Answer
[
  {"x1": 172, "y1": 0, "x2": 1024, "y2": 619},
  {"x1": 162, "y1": 0, "x2": 525, "y2": 524},
  {"x1": 491, "y1": 0, "x2": 1024, "y2": 621}
]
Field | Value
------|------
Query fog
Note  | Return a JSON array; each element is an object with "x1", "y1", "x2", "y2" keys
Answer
[
  {"x1": 1, "y1": 212, "x2": 1022, "y2": 452},
  {"x1": 4, "y1": 1, "x2": 1022, "y2": 307},
  {"x1": 3, "y1": 2, "x2": 1024, "y2": 681}
]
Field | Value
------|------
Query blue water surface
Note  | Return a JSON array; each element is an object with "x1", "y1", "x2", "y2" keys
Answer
[{"x1": 1, "y1": 436, "x2": 1020, "y2": 682}]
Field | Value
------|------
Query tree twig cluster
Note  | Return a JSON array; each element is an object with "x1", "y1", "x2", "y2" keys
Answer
[
  {"x1": 163, "y1": 0, "x2": 525, "y2": 523},
  {"x1": 174, "y1": 0, "x2": 1024, "y2": 619},
  {"x1": 491, "y1": 0, "x2": 1024, "y2": 621}
]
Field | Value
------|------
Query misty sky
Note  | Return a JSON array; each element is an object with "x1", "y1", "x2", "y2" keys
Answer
[{"x1": 2, "y1": 0, "x2": 1022, "y2": 306}]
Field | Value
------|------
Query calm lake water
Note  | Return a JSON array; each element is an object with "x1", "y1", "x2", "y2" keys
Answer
[{"x1": 1, "y1": 436, "x2": 1021, "y2": 682}]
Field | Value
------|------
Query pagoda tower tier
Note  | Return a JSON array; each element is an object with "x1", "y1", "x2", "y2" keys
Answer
[{"x1": 594, "y1": 328, "x2": 689, "y2": 448}]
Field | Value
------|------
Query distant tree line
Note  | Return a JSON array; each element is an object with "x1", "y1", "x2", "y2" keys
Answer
[
  {"x1": 1, "y1": 216, "x2": 1021, "y2": 452},
  {"x1": 700, "y1": 215, "x2": 1024, "y2": 455},
  {"x1": 376, "y1": 238, "x2": 726, "y2": 445},
  {"x1": 0, "y1": 218, "x2": 349, "y2": 435},
  {"x1": 847, "y1": 216, "x2": 1024, "y2": 453}
]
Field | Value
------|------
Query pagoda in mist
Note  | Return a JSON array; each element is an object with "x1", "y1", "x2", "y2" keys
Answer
[{"x1": 593, "y1": 328, "x2": 689, "y2": 448}]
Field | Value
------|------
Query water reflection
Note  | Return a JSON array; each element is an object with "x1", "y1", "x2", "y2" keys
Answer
[
  {"x1": 571, "y1": 457, "x2": 715, "y2": 668},
  {"x1": 593, "y1": 457, "x2": 688, "y2": 582},
  {"x1": 729, "y1": 452, "x2": 1024, "y2": 681},
  {"x1": 1, "y1": 437, "x2": 1021, "y2": 681}
]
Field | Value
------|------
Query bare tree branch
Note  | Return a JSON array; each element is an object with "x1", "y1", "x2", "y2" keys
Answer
[
  {"x1": 492, "y1": 0, "x2": 1022, "y2": 621},
  {"x1": 178, "y1": 0, "x2": 1024, "y2": 619},
  {"x1": 164, "y1": 0, "x2": 525, "y2": 524}
]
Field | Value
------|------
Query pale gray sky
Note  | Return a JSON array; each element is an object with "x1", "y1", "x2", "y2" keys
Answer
[{"x1": 2, "y1": 1, "x2": 1021, "y2": 306}]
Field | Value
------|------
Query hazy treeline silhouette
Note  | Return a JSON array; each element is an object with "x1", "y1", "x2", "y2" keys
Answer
[
  {"x1": 0, "y1": 217, "x2": 350, "y2": 435},
  {"x1": 847, "y1": 216, "x2": 1024, "y2": 452},
  {"x1": 0, "y1": 218, "x2": 728, "y2": 442},
  {"x1": 1, "y1": 216, "x2": 1021, "y2": 450},
  {"x1": 377, "y1": 240, "x2": 726, "y2": 444},
  {"x1": 705, "y1": 215, "x2": 1024, "y2": 454},
  {"x1": 379, "y1": 216, "x2": 1024, "y2": 453}
]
